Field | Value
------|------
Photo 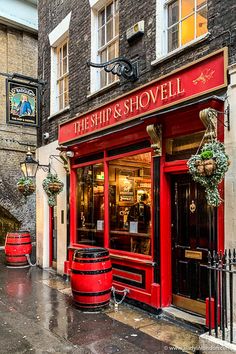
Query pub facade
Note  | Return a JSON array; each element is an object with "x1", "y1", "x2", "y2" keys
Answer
[{"x1": 37, "y1": 0, "x2": 236, "y2": 316}]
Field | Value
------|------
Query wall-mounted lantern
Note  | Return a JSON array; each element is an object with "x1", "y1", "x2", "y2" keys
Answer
[{"x1": 20, "y1": 147, "x2": 50, "y2": 178}]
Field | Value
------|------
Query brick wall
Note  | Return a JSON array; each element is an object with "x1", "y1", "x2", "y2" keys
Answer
[
  {"x1": 0, "y1": 24, "x2": 38, "y2": 239},
  {"x1": 38, "y1": 0, "x2": 236, "y2": 146}
]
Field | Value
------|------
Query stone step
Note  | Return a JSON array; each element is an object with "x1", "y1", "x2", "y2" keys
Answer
[{"x1": 162, "y1": 306, "x2": 207, "y2": 333}]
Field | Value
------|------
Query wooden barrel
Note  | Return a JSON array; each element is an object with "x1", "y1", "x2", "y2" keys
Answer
[
  {"x1": 71, "y1": 248, "x2": 112, "y2": 311},
  {"x1": 5, "y1": 231, "x2": 32, "y2": 267}
]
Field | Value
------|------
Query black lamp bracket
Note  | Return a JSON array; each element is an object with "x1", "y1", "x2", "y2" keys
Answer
[
  {"x1": 38, "y1": 155, "x2": 64, "y2": 173},
  {"x1": 87, "y1": 57, "x2": 138, "y2": 82}
]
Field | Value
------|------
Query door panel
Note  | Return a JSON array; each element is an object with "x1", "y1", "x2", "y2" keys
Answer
[{"x1": 171, "y1": 174, "x2": 217, "y2": 314}]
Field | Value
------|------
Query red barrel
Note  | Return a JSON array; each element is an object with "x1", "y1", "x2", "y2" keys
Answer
[
  {"x1": 5, "y1": 231, "x2": 32, "y2": 267},
  {"x1": 71, "y1": 248, "x2": 112, "y2": 311}
]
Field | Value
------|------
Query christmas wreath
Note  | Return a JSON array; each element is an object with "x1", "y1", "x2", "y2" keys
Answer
[{"x1": 187, "y1": 140, "x2": 230, "y2": 207}]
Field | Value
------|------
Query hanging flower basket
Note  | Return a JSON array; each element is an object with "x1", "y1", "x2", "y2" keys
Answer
[
  {"x1": 17, "y1": 177, "x2": 36, "y2": 197},
  {"x1": 187, "y1": 140, "x2": 230, "y2": 207},
  {"x1": 48, "y1": 182, "x2": 64, "y2": 193},
  {"x1": 42, "y1": 172, "x2": 64, "y2": 207}
]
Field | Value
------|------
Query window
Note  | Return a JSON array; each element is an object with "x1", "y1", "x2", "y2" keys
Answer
[
  {"x1": 109, "y1": 152, "x2": 152, "y2": 255},
  {"x1": 76, "y1": 163, "x2": 105, "y2": 246},
  {"x1": 48, "y1": 12, "x2": 71, "y2": 115},
  {"x1": 90, "y1": 0, "x2": 119, "y2": 92},
  {"x1": 153, "y1": 0, "x2": 208, "y2": 62},
  {"x1": 98, "y1": 1, "x2": 119, "y2": 88},
  {"x1": 167, "y1": 0, "x2": 208, "y2": 52},
  {"x1": 57, "y1": 40, "x2": 69, "y2": 110},
  {"x1": 75, "y1": 150, "x2": 152, "y2": 256}
]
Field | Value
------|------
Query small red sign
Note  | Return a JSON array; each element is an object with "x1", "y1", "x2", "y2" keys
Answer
[{"x1": 59, "y1": 49, "x2": 227, "y2": 144}]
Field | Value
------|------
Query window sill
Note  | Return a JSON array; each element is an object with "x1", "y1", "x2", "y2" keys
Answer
[
  {"x1": 48, "y1": 106, "x2": 70, "y2": 120},
  {"x1": 151, "y1": 32, "x2": 210, "y2": 67},
  {"x1": 87, "y1": 80, "x2": 120, "y2": 99}
]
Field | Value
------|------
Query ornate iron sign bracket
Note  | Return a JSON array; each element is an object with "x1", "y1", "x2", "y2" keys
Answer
[{"x1": 87, "y1": 57, "x2": 138, "y2": 82}]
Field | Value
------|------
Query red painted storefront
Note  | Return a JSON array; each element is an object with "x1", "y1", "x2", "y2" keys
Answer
[{"x1": 59, "y1": 49, "x2": 227, "y2": 313}]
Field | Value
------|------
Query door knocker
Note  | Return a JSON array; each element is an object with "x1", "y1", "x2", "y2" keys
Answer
[{"x1": 189, "y1": 200, "x2": 196, "y2": 213}]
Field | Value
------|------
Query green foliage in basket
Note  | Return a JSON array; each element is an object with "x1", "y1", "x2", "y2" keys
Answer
[
  {"x1": 42, "y1": 172, "x2": 64, "y2": 207},
  {"x1": 17, "y1": 177, "x2": 35, "y2": 197},
  {"x1": 187, "y1": 141, "x2": 230, "y2": 207}
]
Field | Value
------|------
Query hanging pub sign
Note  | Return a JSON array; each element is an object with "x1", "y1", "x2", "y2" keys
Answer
[{"x1": 7, "y1": 80, "x2": 39, "y2": 127}]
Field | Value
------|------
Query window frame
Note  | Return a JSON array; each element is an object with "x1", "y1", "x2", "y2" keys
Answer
[
  {"x1": 72, "y1": 146, "x2": 153, "y2": 258},
  {"x1": 90, "y1": 0, "x2": 119, "y2": 93},
  {"x1": 166, "y1": 0, "x2": 208, "y2": 52},
  {"x1": 152, "y1": 0, "x2": 209, "y2": 64},
  {"x1": 48, "y1": 12, "x2": 71, "y2": 117},
  {"x1": 56, "y1": 39, "x2": 69, "y2": 111}
]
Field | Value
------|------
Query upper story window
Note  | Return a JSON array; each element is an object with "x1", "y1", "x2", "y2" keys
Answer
[
  {"x1": 153, "y1": 1, "x2": 208, "y2": 64},
  {"x1": 167, "y1": 0, "x2": 208, "y2": 52},
  {"x1": 90, "y1": 0, "x2": 119, "y2": 93},
  {"x1": 48, "y1": 12, "x2": 71, "y2": 116},
  {"x1": 57, "y1": 40, "x2": 69, "y2": 110},
  {"x1": 98, "y1": 1, "x2": 119, "y2": 88}
]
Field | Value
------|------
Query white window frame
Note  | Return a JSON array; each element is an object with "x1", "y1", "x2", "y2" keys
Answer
[
  {"x1": 90, "y1": 0, "x2": 119, "y2": 94},
  {"x1": 48, "y1": 12, "x2": 71, "y2": 116},
  {"x1": 152, "y1": 0, "x2": 209, "y2": 65},
  {"x1": 56, "y1": 39, "x2": 69, "y2": 111}
]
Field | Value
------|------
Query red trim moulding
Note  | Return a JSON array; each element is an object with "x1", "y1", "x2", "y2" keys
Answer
[{"x1": 49, "y1": 207, "x2": 53, "y2": 267}]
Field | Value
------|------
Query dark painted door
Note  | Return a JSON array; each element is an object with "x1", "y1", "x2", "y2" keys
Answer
[{"x1": 171, "y1": 174, "x2": 217, "y2": 314}]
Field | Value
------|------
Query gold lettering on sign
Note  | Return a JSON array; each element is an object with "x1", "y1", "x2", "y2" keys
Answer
[
  {"x1": 139, "y1": 91, "x2": 151, "y2": 108},
  {"x1": 73, "y1": 77, "x2": 186, "y2": 135},
  {"x1": 177, "y1": 78, "x2": 185, "y2": 94},
  {"x1": 114, "y1": 104, "x2": 122, "y2": 120},
  {"x1": 168, "y1": 81, "x2": 176, "y2": 98},
  {"x1": 149, "y1": 86, "x2": 159, "y2": 104}
]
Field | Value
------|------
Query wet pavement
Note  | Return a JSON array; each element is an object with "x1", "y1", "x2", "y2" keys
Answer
[{"x1": 0, "y1": 251, "x2": 201, "y2": 354}]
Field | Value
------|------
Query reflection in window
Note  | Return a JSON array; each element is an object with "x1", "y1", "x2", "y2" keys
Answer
[
  {"x1": 167, "y1": 0, "x2": 208, "y2": 52},
  {"x1": 76, "y1": 163, "x2": 104, "y2": 246},
  {"x1": 109, "y1": 152, "x2": 152, "y2": 255}
]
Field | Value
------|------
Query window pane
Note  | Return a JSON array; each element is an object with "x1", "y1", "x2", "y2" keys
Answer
[
  {"x1": 168, "y1": 1, "x2": 179, "y2": 26},
  {"x1": 100, "y1": 69, "x2": 107, "y2": 87},
  {"x1": 181, "y1": 14, "x2": 195, "y2": 45},
  {"x1": 64, "y1": 76, "x2": 69, "y2": 106},
  {"x1": 63, "y1": 58, "x2": 67, "y2": 75},
  {"x1": 63, "y1": 43, "x2": 67, "y2": 59},
  {"x1": 107, "y1": 3, "x2": 113, "y2": 20},
  {"x1": 100, "y1": 49, "x2": 107, "y2": 87},
  {"x1": 98, "y1": 27, "x2": 105, "y2": 48},
  {"x1": 58, "y1": 79, "x2": 63, "y2": 95},
  {"x1": 106, "y1": 19, "x2": 113, "y2": 42},
  {"x1": 109, "y1": 152, "x2": 152, "y2": 255},
  {"x1": 114, "y1": 12, "x2": 119, "y2": 36},
  {"x1": 181, "y1": 0, "x2": 194, "y2": 18},
  {"x1": 168, "y1": 24, "x2": 179, "y2": 52},
  {"x1": 58, "y1": 94, "x2": 63, "y2": 110},
  {"x1": 98, "y1": 9, "x2": 105, "y2": 27},
  {"x1": 58, "y1": 48, "x2": 62, "y2": 77},
  {"x1": 76, "y1": 164, "x2": 105, "y2": 247},
  {"x1": 197, "y1": 0, "x2": 207, "y2": 7},
  {"x1": 64, "y1": 91, "x2": 69, "y2": 107},
  {"x1": 197, "y1": 6, "x2": 208, "y2": 36},
  {"x1": 108, "y1": 43, "x2": 116, "y2": 60}
]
